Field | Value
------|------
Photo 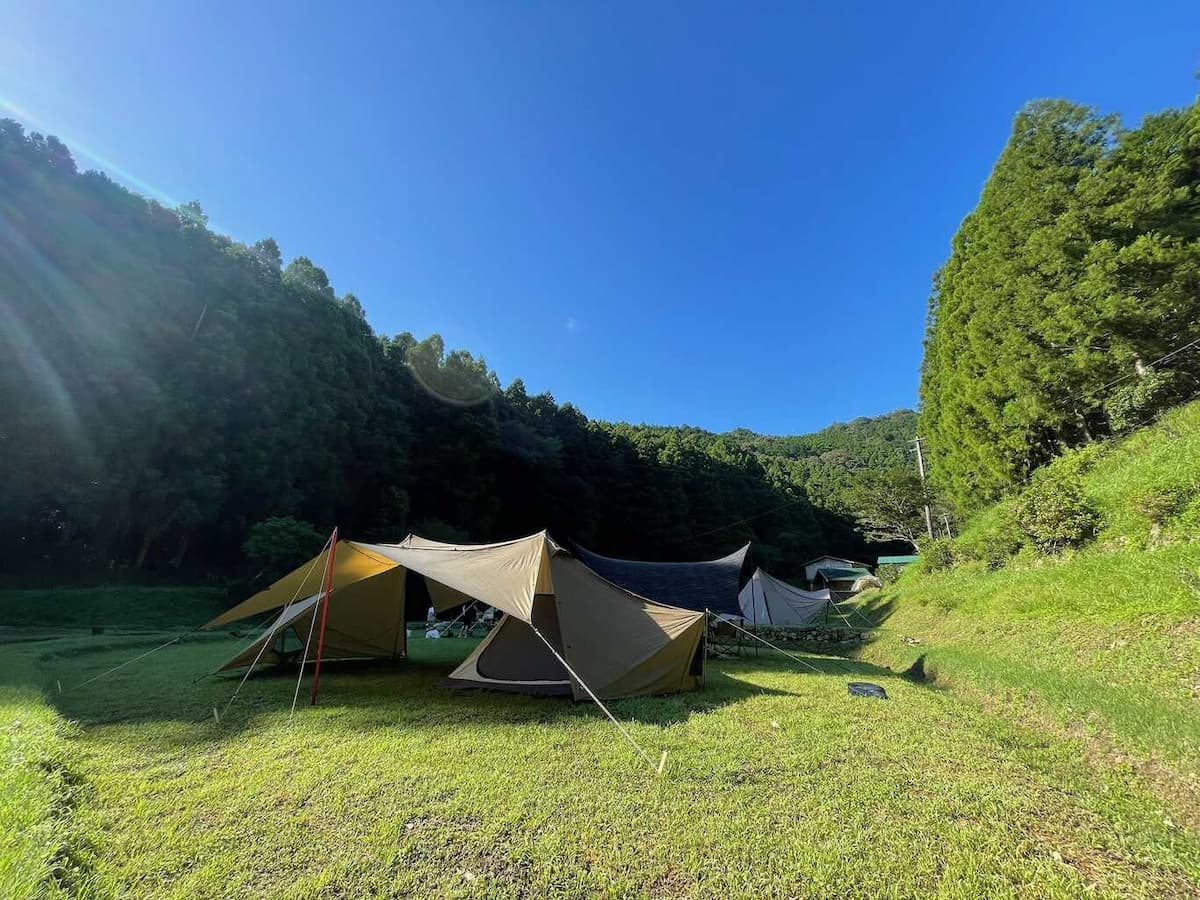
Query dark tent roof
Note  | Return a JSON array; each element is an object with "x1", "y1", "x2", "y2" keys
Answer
[{"x1": 572, "y1": 543, "x2": 750, "y2": 617}]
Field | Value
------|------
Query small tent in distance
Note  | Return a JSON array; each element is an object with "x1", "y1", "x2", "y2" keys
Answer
[
  {"x1": 738, "y1": 568, "x2": 831, "y2": 627},
  {"x1": 205, "y1": 532, "x2": 706, "y2": 701}
]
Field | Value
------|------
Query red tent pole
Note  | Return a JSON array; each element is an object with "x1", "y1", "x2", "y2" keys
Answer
[{"x1": 310, "y1": 527, "x2": 339, "y2": 706}]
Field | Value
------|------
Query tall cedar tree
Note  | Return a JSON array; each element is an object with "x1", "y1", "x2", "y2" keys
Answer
[{"x1": 920, "y1": 98, "x2": 1200, "y2": 512}]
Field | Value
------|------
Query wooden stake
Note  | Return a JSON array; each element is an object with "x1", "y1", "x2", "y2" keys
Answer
[
  {"x1": 310, "y1": 528, "x2": 339, "y2": 705},
  {"x1": 657, "y1": 750, "x2": 668, "y2": 775}
]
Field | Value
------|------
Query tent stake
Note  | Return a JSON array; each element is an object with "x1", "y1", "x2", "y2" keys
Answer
[
  {"x1": 529, "y1": 625, "x2": 658, "y2": 772},
  {"x1": 66, "y1": 631, "x2": 196, "y2": 692},
  {"x1": 310, "y1": 527, "x2": 339, "y2": 705}
]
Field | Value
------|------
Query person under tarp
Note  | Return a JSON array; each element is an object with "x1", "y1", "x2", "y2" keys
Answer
[
  {"x1": 204, "y1": 531, "x2": 706, "y2": 701},
  {"x1": 738, "y1": 568, "x2": 832, "y2": 627}
]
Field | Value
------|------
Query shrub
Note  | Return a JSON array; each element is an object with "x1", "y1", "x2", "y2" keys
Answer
[
  {"x1": 243, "y1": 516, "x2": 324, "y2": 577},
  {"x1": 954, "y1": 503, "x2": 1022, "y2": 571},
  {"x1": 1013, "y1": 471, "x2": 1099, "y2": 554},
  {"x1": 1169, "y1": 495, "x2": 1200, "y2": 540},
  {"x1": 876, "y1": 563, "x2": 904, "y2": 585},
  {"x1": 915, "y1": 537, "x2": 955, "y2": 574},
  {"x1": 1104, "y1": 368, "x2": 1186, "y2": 432},
  {"x1": 1133, "y1": 489, "x2": 1186, "y2": 527}
]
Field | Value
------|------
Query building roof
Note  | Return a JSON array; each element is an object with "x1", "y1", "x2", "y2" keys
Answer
[
  {"x1": 817, "y1": 566, "x2": 872, "y2": 581},
  {"x1": 877, "y1": 555, "x2": 919, "y2": 565},
  {"x1": 803, "y1": 554, "x2": 871, "y2": 570},
  {"x1": 573, "y1": 542, "x2": 749, "y2": 617}
]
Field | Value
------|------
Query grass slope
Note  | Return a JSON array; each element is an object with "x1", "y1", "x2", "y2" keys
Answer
[
  {"x1": 2, "y1": 621, "x2": 1198, "y2": 898},
  {"x1": 2, "y1": 404, "x2": 1198, "y2": 897},
  {"x1": 860, "y1": 401, "x2": 1200, "y2": 824}
]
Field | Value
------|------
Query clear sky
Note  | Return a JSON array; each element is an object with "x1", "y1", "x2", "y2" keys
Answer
[{"x1": 2, "y1": 1, "x2": 1198, "y2": 434}]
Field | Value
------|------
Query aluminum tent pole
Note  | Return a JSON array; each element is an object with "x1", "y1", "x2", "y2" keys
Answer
[{"x1": 309, "y1": 527, "x2": 339, "y2": 705}]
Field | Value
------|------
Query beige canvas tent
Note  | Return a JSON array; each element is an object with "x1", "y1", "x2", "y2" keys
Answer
[{"x1": 205, "y1": 531, "x2": 706, "y2": 701}]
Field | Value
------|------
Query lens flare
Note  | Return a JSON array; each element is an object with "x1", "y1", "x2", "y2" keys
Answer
[{"x1": 0, "y1": 98, "x2": 181, "y2": 208}]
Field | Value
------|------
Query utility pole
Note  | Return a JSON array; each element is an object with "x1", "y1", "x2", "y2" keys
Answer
[{"x1": 911, "y1": 437, "x2": 935, "y2": 540}]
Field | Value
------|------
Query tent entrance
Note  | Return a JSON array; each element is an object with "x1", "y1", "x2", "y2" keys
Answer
[
  {"x1": 476, "y1": 601, "x2": 568, "y2": 683},
  {"x1": 446, "y1": 597, "x2": 572, "y2": 696}
]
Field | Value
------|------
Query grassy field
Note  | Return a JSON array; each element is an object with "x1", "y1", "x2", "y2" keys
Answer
[
  {"x1": 856, "y1": 401, "x2": 1200, "y2": 864},
  {"x1": 3, "y1": 599, "x2": 1199, "y2": 899},
  {"x1": 4, "y1": 408, "x2": 1198, "y2": 898}
]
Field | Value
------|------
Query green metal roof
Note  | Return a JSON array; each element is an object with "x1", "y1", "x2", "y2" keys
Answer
[
  {"x1": 818, "y1": 566, "x2": 871, "y2": 580},
  {"x1": 877, "y1": 555, "x2": 919, "y2": 565}
]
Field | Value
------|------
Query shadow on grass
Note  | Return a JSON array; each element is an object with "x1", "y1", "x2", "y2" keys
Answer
[
  {"x1": 12, "y1": 627, "x2": 910, "y2": 750},
  {"x1": 852, "y1": 592, "x2": 899, "y2": 630}
]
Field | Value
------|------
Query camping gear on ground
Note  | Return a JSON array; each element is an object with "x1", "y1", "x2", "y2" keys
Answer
[
  {"x1": 847, "y1": 682, "x2": 888, "y2": 700},
  {"x1": 204, "y1": 531, "x2": 706, "y2": 701},
  {"x1": 572, "y1": 542, "x2": 749, "y2": 617}
]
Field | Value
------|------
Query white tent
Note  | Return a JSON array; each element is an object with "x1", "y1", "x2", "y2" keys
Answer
[{"x1": 738, "y1": 568, "x2": 831, "y2": 627}]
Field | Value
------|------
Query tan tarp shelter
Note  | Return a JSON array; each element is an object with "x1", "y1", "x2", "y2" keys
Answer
[
  {"x1": 205, "y1": 532, "x2": 706, "y2": 700},
  {"x1": 738, "y1": 568, "x2": 831, "y2": 627}
]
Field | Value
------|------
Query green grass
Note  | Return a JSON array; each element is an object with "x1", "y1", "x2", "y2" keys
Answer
[
  {"x1": 857, "y1": 401, "x2": 1200, "y2": 833},
  {"x1": 1, "y1": 685, "x2": 82, "y2": 899},
  {"x1": 0, "y1": 586, "x2": 226, "y2": 631},
  {"x1": 5, "y1": 399, "x2": 1200, "y2": 898},
  {"x1": 2, "y1": 615, "x2": 1199, "y2": 898},
  {"x1": 1085, "y1": 401, "x2": 1200, "y2": 548}
]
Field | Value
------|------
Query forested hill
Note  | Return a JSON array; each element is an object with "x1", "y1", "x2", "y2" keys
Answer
[
  {"x1": 611, "y1": 410, "x2": 918, "y2": 516},
  {"x1": 0, "y1": 120, "x2": 910, "y2": 582},
  {"x1": 920, "y1": 96, "x2": 1200, "y2": 514}
]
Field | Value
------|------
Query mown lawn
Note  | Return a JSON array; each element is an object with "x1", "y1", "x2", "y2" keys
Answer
[
  {"x1": 856, "y1": 401, "x2": 1200, "y2": 830},
  {"x1": 4, "y1": 609, "x2": 1199, "y2": 899},
  {"x1": 858, "y1": 544, "x2": 1200, "y2": 768}
]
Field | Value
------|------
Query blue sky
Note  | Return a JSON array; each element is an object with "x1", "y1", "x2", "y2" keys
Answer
[{"x1": 2, "y1": 1, "x2": 1198, "y2": 434}]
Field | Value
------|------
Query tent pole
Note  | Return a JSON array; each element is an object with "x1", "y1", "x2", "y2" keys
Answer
[
  {"x1": 528, "y1": 624, "x2": 657, "y2": 772},
  {"x1": 290, "y1": 579, "x2": 325, "y2": 717},
  {"x1": 753, "y1": 578, "x2": 760, "y2": 657},
  {"x1": 222, "y1": 534, "x2": 332, "y2": 718},
  {"x1": 309, "y1": 527, "x2": 339, "y2": 706}
]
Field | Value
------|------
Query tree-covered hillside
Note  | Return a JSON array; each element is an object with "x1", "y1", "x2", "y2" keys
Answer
[
  {"x1": 920, "y1": 97, "x2": 1200, "y2": 513},
  {"x1": 0, "y1": 120, "x2": 911, "y2": 581}
]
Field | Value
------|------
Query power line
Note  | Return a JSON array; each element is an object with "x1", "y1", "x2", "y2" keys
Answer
[
  {"x1": 1066, "y1": 335, "x2": 1200, "y2": 406},
  {"x1": 685, "y1": 494, "x2": 813, "y2": 542}
]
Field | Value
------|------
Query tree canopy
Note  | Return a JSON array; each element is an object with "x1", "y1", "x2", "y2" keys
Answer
[
  {"x1": 919, "y1": 97, "x2": 1200, "y2": 512},
  {"x1": 0, "y1": 119, "x2": 912, "y2": 583}
]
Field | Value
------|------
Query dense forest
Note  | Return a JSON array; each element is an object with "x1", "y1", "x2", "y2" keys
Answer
[
  {"x1": 920, "y1": 96, "x2": 1200, "y2": 513},
  {"x1": 0, "y1": 120, "x2": 914, "y2": 582}
]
